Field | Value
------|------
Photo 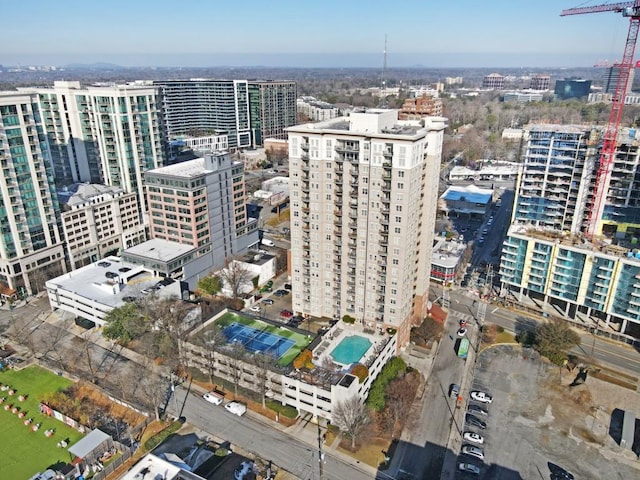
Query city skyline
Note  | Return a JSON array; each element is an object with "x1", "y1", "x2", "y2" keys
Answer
[{"x1": 2, "y1": 0, "x2": 633, "y2": 68}]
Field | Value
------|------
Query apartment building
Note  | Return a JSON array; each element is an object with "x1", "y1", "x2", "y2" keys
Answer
[
  {"x1": 512, "y1": 124, "x2": 597, "y2": 233},
  {"x1": 286, "y1": 110, "x2": 446, "y2": 347},
  {"x1": 153, "y1": 79, "x2": 252, "y2": 150},
  {"x1": 59, "y1": 184, "x2": 146, "y2": 269},
  {"x1": 603, "y1": 66, "x2": 635, "y2": 95},
  {"x1": 144, "y1": 151, "x2": 258, "y2": 284},
  {"x1": 529, "y1": 74, "x2": 551, "y2": 91},
  {"x1": 248, "y1": 81, "x2": 297, "y2": 145},
  {"x1": 0, "y1": 92, "x2": 67, "y2": 294},
  {"x1": 32, "y1": 81, "x2": 166, "y2": 214},
  {"x1": 297, "y1": 96, "x2": 340, "y2": 122},
  {"x1": 398, "y1": 94, "x2": 444, "y2": 118},
  {"x1": 154, "y1": 79, "x2": 296, "y2": 149},
  {"x1": 482, "y1": 73, "x2": 505, "y2": 90},
  {"x1": 500, "y1": 124, "x2": 640, "y2": 337}
]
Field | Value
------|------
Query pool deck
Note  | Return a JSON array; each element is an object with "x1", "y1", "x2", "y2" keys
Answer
[{"x1": 313, "y1": 321, "x2": 389, "y2": 370}]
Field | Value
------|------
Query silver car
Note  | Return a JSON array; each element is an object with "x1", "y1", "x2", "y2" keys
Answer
[{"x1": 462, "y1": 445, "x2": 484, "y2": 460}]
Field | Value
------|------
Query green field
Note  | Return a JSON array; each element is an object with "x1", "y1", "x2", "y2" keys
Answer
[
  {"x1": 0, "y1": 365, "x2": 85, "y2": 479},
  {"x1": 213, "y1": 311, "x2": 311, "y2": 366}
]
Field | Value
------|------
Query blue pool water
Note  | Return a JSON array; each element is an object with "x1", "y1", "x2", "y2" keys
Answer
[{"x1": 330, "y1": 335, "x2": 372, "y2": 365}]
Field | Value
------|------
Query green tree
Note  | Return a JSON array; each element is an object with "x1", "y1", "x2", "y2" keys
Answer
[
  {"x1": 103, "y1": 303, "x2": 146, "y2": 345},
  {"x1": 198, "y1": 275, "x2": 221, "y2": 295},
  {"x1": 534, "y1": 319, "x2": 581, "y2": 365}
]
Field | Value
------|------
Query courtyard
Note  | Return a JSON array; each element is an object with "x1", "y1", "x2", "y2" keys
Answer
[{"x1": 0, "y1": 365, "x2": 85, "y2": 479}]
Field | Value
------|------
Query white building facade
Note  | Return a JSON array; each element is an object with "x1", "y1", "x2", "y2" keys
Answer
[
  {"x1": 59, "y1": 184, "x2": 146, "y2": 269},
  {"x1": 286, "y1": 110, "x2": 446, "y2": 348}
]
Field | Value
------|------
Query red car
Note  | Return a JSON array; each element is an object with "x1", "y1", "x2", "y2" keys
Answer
[
  {"x1": 280, "y1": 309, "x2": 293, "y2": 318},
  {"x1": 459, "y1": 319, "x2": 468, "y2": 327}
]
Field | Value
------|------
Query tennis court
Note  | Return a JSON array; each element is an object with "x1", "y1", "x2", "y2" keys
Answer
[{"x1": 224, "y1": 322, "x2": 295, "y2": 359}]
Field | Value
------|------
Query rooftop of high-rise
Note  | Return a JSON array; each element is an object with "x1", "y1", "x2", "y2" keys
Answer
[{"x1": 287, "y1": 108, "x2": 446, "y2": 137}]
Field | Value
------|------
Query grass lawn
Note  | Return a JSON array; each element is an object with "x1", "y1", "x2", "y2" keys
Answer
[
  {"x1": 0, "y1": 365, "x2": 85, "y2": 479},
  {"x1": 213, "y1": 311, "x2": 311, "y2": 366},
  {"x1": 495, "y1": 331, "x2": 517, "y2": 343}
]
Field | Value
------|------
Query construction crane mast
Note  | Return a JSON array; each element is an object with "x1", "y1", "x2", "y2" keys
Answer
[{"x1": 561, "y1": 1, "x2": 640, "y2": 237}]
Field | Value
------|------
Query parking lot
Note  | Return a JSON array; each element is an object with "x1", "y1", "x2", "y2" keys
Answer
[{"x1": 455, "y1": 344, "x2": 640, "y2": 479}]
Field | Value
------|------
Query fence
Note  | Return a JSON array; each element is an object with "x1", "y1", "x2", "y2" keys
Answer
[{"x1": 92, "y1": 441, "x2": 135, "y2": 480}]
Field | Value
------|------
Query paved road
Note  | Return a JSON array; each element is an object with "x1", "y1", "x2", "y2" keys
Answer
[
  {"x1": 441, "y1": 288, "x2": 640, "y2": 376},
  {"x1": 168, "y1": 387, "x2": 373, "y2": 480}
]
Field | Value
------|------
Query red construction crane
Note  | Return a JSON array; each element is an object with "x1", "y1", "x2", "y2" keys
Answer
[{"x1": 561, "y1": 1, "x2": 640, "y2": 237}]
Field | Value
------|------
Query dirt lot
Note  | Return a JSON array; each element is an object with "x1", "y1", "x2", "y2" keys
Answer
[{"x1": 461, "y1": 345, "x2": 640, "y2": 479}]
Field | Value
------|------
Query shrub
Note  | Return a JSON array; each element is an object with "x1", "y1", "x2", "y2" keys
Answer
[
  {"x1": 351, "y1": 364, "x2": 369, "y2": 383},
  {"x1": 266, "y1": 399, "x2": 299, "y2": 418},
  {"x1": 342, "y1": 315, "x2": 356, "y2": 324},
  {"x1": 214, "y1": 447, "x2": 229, "y2": 457},
  {"x1": 386, "y1": 328, "x2": 397, "y2": 335},
  {"x1": 144, "y1": 421, "x2": 182, "y2": 451}
]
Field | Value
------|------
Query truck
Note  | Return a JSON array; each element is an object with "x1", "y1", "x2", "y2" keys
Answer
[{"x1": 457, "y1": 338, "x2": 470, "y2": 359}]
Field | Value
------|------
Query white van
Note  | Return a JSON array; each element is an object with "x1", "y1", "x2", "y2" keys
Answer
[
  {"x1": 224, "y1": 401, "x2": 247, "y2": 416},
  {"x1": 203, "y1": 390, "x2": 225, "y2": 406},
  {"x1": 262, "y1": 238, "x2": 275, "y2": 247}
]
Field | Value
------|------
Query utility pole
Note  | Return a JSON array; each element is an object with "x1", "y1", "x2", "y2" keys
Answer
[
  {"x1": 442, "y1": 283, "x2": 450, "y2": 310},
  {"x1": 317, "y1": 420, "x2": 325, "y2": 480}
]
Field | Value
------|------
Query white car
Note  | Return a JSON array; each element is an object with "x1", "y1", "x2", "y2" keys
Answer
[
  {"x1": 462, "y1": 445, "x2": 484, "y2": 460},
  {"x1": 225, "y1": 401, "x2": 247, "y2": 417},
  {"x1": 457, "y1": 327, "x2": 468, "y2": 337},
  {"x1": 463, "y1": 431, "x2": 484, "y2": 445},
  {"x1": 470, "y1": 390, "x2": 493, "y2": 404},
  {"x1": 458, "y1": 463, "x2": 480, "y2": 475},
  {"x1": 202, "y1": 391, "x2": 224, "y2": 405},
  {"x1": 249, "y1": 305, "x2": 261, "y2": 312}
]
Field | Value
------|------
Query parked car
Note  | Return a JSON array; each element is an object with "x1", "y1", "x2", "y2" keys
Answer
[
  {"x1": 470, "y1": 391, "x2": 493, "y2": 404},
  {"x1": 457, "y1": 327, "x2": 468, "y2": 337},
  {"x1": 548, "y1": 463, "x2": 574, "y2": 480},
  {"x1": 463, "y1": 431, "x2": 484, "y2": 445},
  {"x1": 458, "y1": 463, "x2": 481, "y2": 475},
  {"x1": 465, "y1": 414, "x2": 486, "y2": 430},
  {"x1": 459, "y1": 319, "x2": 468, "y2": 327},
  {"x1": 280, "y1": 309, "x2": 293, "y2": 318},
  {"x1": 266, "y1": 280, "x2": 274, "y2": 288},
  {"x1": 274, "y1": 289, "x2": 289, "y2": 296},
  {"x1": 224, "y1": 401, "x2": 247, "y2": 417},
  {"x1": 468, "y1": 404, "x2": 488, "y2": 416},
  {"x1": 259, "y1": 286, "x2": 273, "y2": 293},
  {"x1": 262, "y1": 298, "x2": 274, "y2": 305},
  {"x1": 449, "y1": 383, "x2": 460, "y2": 399},
  {"x1": 262, "y1": 238, "x2": 275, "y2": 247},
  {"x1": 284, "y1": 283, "x2": 292, "y2": 290},
  {"x1": 202, "y1": 391, "x2": 225, "y2": 406},
  {"x1": 462, "y1": 445, "x2": 484, "y2": 460},
  {"x1": 250, "y1": 305, "x2": 262, "y2": 313}
]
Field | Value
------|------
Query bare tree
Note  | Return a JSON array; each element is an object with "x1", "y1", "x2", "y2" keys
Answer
[
  {"x1": 152, "y1": 297, "x2": 195, "y2": 371},
  {"x1": 138, "y1": 364, "x2": 169, "y2": 422},
  {"x1": 194, "y1": 326, "x2": 226, "y2": 385},
  {"x1": 332, "y1": 396, "x2": 370, "y2": 449},
  {"x1": 218, "y1": 258, "x2": 255, "y2": 300},
  {"x1": 252, "y1": 352, "x2": 274, "y2": 408},
  {"x1": 385, "y1": 374, "x2": 419, "y2": 432},
  {"x1": 226, "y1": 342, "x2": 246, "y2": 397}
]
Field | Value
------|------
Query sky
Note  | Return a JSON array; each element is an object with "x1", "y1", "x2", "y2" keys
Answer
[{"x1": 1, "y1": 0, "x2": 635, "y2": 68}]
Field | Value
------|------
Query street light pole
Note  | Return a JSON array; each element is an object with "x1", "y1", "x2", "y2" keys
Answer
[{"x1": 317, "y1": 420, "x2": 325, "y2": 480}]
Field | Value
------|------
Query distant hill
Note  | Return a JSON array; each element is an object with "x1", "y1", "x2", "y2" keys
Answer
[{"x1": 64, "y1": 62, "x2": 124, "y2": 70}]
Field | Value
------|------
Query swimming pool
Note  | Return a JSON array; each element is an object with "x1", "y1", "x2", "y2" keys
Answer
[{"x1": 330, "y1": 335, "x2": 372, "y2": 365}]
